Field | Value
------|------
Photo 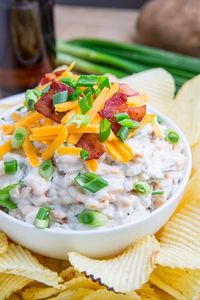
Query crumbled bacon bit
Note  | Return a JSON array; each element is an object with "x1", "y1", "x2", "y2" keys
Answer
[
  {"x1": 35, "y1": 80, "x2": 74, "y2": 123},
  {"x1": 40, "y1": 69, "x2": 66, "y2": 85},
  {"x1": 99, "y1": 92, "x2": 146, "y2": 133},
  {"x1": 76, "y1": 133, "x2": 106, "y2": 160}
]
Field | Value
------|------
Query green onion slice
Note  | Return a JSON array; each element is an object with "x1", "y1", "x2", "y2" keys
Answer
[
  {"x1": 34, "y1": 207, "x2": 51, "y2": 229},
  {"x1": 157, "y1": 115, "x2": 163, "y2": 124},
  {"x1": 76, "y1": 209, "x2": 108, "y2": 227},
  {"x1": 68, "y1": 88, "x2": 82, "y2": 101},
  {"x1": 119, "y1": 119, "x2": 140, "y2": 129},
  {"x1": 78, "y1": 96, "x2": 92, "y2": 114},
  {"x1": 12, "y1": 127, "x2": 27, "y2": 149},
  {"x1": 4, "y1": 160, "x2": 18, "y2": 174},
  {"x1": 115, "y1": 113, "x2": 130, "y2": 122},
  {"x1": 77, "y1": 75, "x2": 98, "y2": 87},
  {"x1": 0, "y1": 183, "x2": 20, "y2": 210},
  {"x1": 68, "y1": 114, "x2": 89, "y2": 127},
  {"x1": 98, "y1": 76, "x2": 110, "y2": 90},
  {"x1": 166, "y1": 130, "x2": 180, "y2": 144},
  {"x1": 74, "y1": 172, "x2": 109, "y2": 193},
  {"x1": 53, "y1": 91, "x2": 68, "y2": 106},
  {"x1": 0, "y1": 182, "x2": 21, "y2": 193},
  {"x1": 100, "y1": 118, "x2": 111, "y2": 142},
  {"x1": 41, "y1": 84, "x2": 50, "y2": 95},
  {"x1": 25, "y1": 89, "x2": 40, "y2": 111},
  {"x1": 133, "y1": 181, "x2": 152, "y2": 195},
  {"x1": 84, "y1": 87, "x2": 95, "y2": 95},
  {"x1": 61, "y1": 77, "x2": 77, "y2": 88},
  {"x1": 80, "y1": 149, "x2": 90, "y2": 160},
  {"x1": 152, "y1": 191, "x2": 165, "y2": 195},
  {"x1": 117, "y1": 126, "x2": 129, "y2": 142},
  {"x1": 39, "y1": 160, "x2": 54, "y2": 180}
]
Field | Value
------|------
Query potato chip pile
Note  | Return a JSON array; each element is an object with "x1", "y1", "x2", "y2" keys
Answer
[{"x1": 0, "y1": 69, "x2": 200, "y2": 300}]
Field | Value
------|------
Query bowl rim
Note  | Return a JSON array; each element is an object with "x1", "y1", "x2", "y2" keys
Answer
[{"x1": 0, "y1": 94, "x2": 192, "y2": 236}]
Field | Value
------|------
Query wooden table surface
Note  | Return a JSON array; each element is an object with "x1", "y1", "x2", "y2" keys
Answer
[{"x1": 55, "y1": 5, "x2": 139, "y2": 42}]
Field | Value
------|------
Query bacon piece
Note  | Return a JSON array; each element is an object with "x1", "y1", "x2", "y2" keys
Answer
[
  {"x1": 99, "y1": 92, "x2": 146, "y2": 133},
  {"x1": 35, "y1": 80, "x2": 74, "y2": 123},
  {"x1": 76, "y1": 133, "x2": 106, "y2": 160},
  {"x1": 40, "y1": 69, "x2": 66, "y2": 85},
  {"x1": 119, "y1": 84, "x2": 139, "y2": 97}
]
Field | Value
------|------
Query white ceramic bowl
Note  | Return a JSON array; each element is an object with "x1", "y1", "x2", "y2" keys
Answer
[{"x1": 0, "y1": 94, "x2": 192, "y2": 259}]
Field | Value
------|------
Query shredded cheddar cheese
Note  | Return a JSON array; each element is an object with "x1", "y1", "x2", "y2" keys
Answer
[
  {"x1": 22, "y1": 138, "x2": 40, "y2": 167},
  {"x1": 67, "y1": 124, "x2": 99, "y2": 134},
  {"x1": 55, "y1": 100, "x2": 78, "y2": 112},
  {"x1": 57, "y1": 146, "x2": 81, "y2": 156},
  {"x1": 85, "y1": 159, "x2": 98, "y2": 172},
  {"x1": 42, "y1": 127, "x2": 68, "y2": 160},
  {"x1": 2, "y1": 124, "x2": 15, "y2": 135},
  {"x1": 0, "y1": 140, "x2": 12, "y2": 159},
  {"x1": 31, "y1": 125, "x2": 63, "y2": 137}
]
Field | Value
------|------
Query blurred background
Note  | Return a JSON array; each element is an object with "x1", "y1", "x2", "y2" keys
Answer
[{"x1": 1, "y1": 0, "x2": 199, "y2": 97}]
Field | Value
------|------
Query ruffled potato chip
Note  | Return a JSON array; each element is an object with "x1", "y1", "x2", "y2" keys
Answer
[
  {"x1": 0, "y1": 243, "x2": 62, "y2": 288},
  {"x1": 137, "y1": 283, "x2": 173, "y2": 300},
  {"x1": 0, "y1": 231, "x2": 8, "y2": 254},
  {"x1": 81, "y1": 289, "x2": 140, "y2": 300},
  {"x1": 156, "y1": 171, "x2": 200, "y2": 269},
  {"x1": 120, "y1": 68, "x2": 175, "y2": 115},
  {"x1": 191, "y1": 141, "x2": 200, "y2": 176},
  {"x1": 168, "y1": 75, "x2": 200, "y2": 145},
  {"x1": 68, "y1": 236, "x2": 159, "y2": 293},
  {"x1": 0, "y1": 273, "x2": 31, "y2": 300},
  {"x1": 22, "y1": 276, "x2": 101, "y2": 300},
  {"x1": 150, "y1": 267, "x2": 200, "y2": 300}
]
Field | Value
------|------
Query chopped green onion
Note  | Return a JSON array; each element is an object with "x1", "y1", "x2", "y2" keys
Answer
[
  {"x1": 166, "y1": 130, "x2": 180, "y2": 144},
  {"x1": 4, "y1": 160, "x2": 18, "y2": 174},
  {"x1": 68, "y1": 88, "x2": 82, "y2": 101},
  {"x1": 34, "y1": 207, "x2": 51, "y2": 229},
  {"x1": 77, "y1": 75, "x2": 98, "y2": 87},
  {"x1": 78, "y1": 96, "x2": 92, "y2": 114},
  {"x1": 68, "y1": 114, "x2": 89, "y2": 127},
  {"x1": 152, "y1": 191, "x2": 165, "y2": 195},
  {"x1": 26, "y1": 99, "x2": 35, "y2": 111},
  {"x1": 100, "y1": 118, "x2": 111, "y2": 142},
  {"x1": 12, "y1": 127, "x2": 26, "y2": 149},
  {"x1": 98, "y1": 76, "x2": 110, "y2": 89},
  {"x1": 115, "y1": 113, "x2": 130, "y2": 122},
  {"x1": 0, "y1": 193, "x2": 17, "y2": 210},
  {"x1": 25, "y1": 89, "x2": 40, "y2": 111},
  {"x1": 80, "y1": 149, "x2": 89, "y2": 160},
  {"x1": 53, "y1": 91, "x2": 68, "y2": 106},
  {"x1": 76, "y1": 209, "x2": 108, "y2": 227},
  {"x1": 74, "y1": 172, "x2": 109, "y2": 193},
  {"x1": 60, "y1": 77, "x2": 77, "y2": 88},
  {"x1": 85, "y1": 90, "x2": 93, "y2": 106},
  {"x1": 41, "y1": 84, "x2": 50, "y2": 95},
  {"x1": 157, "y1": 115, "x2": 163, "y2": 124},
  {"x1": 117, "y1": 126, "x2": 129, "y2": 142},
  {"x1": 84, "y1": 87, "x2": 95, "y2": 95},
  {"x1": 16, "y1": 106, "x2": 25, "y2": 112},
  {"x1": 0, "y1": 182, "x2": 21, "y2": 193},
  {"x1": 119, "y1": 119, "x2": 140, "y2": 129},
  {"x1": 94, "y1": 88, "x2": 101, "y2": 97},
  {"x1": 133, "y1": 181, "x2": 152, "y2": 195},
  {"x1": 39, "y1": 160, "x2": 54, "y2": 180},
  {"x1": 0, "y1": 183, "x2": 20, "y2": 210}
]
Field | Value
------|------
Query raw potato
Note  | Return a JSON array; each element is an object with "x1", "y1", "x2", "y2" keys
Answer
[{"x1": 137, "y1": 0, "x2": 200, "y2": 56}]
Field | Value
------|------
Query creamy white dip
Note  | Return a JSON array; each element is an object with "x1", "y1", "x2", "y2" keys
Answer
[{"x1": 0, "y1": 110, "x2": 186, "y2": 231}]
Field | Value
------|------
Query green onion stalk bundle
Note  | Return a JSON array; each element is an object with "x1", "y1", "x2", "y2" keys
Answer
[{"x1": 56, "y1": 38, "x2": 200, "y2": 89}]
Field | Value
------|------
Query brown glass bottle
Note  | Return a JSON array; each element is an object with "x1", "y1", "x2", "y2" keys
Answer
[{"x1": 0, "y1": 0, "x2": 56, "y2": 97}]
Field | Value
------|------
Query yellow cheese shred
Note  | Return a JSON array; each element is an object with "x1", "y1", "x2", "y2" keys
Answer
[
  {"x1": 67, "y1": 124, "x2": 99, "y2": 134},
  {"x1": 105, "y1": 141, "x2": 123, "y2": 162},
  {"x1": 55, "y1": 100, "x2": 78, "y2": 112},
  {"x1": 61, "y1": 109, "x2": 76, "y2": 124},
  {"x1": 2, "y1": 124, "x2": 15, "y2": 135},
  {"x1": 22, "y1": 138, "x2": 40, "y2": 167},
  {"x1": 11, "y1": 112, "x2": 22, "y2": 122},
  {"x1": 29, "y1": 135, "x2": 57, "y2": 143},
  {"x1": 112, "y1": 140, "x2": 134, "y2": 162},
  {"x1": 128, "y1": 114, "x2": 155, "y2": 139},
  {"x1": 0, "y1": 140, "x2": 12, "y2": 159},
  {"x1": 152, "y1": 121, "x2": 164, "y2": 138},
  {"x1": 42, "y1": 127, "x2": 68, "y2": 160},
  {"x1": 85, "y1": 159, "x2": 98, "y2": 172},
  {"x1": 57, "y1": 146, "x2": 81, "y2": 156},
  {"x1": 18, "y1": 111, "x2": 43, "y2": 128},
  {"x1": 31, "y1": 125, "x2": 63, "y2": 137},
  {"x1": 43, "y1": 118, "x2": 53, "y2": 126}
]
